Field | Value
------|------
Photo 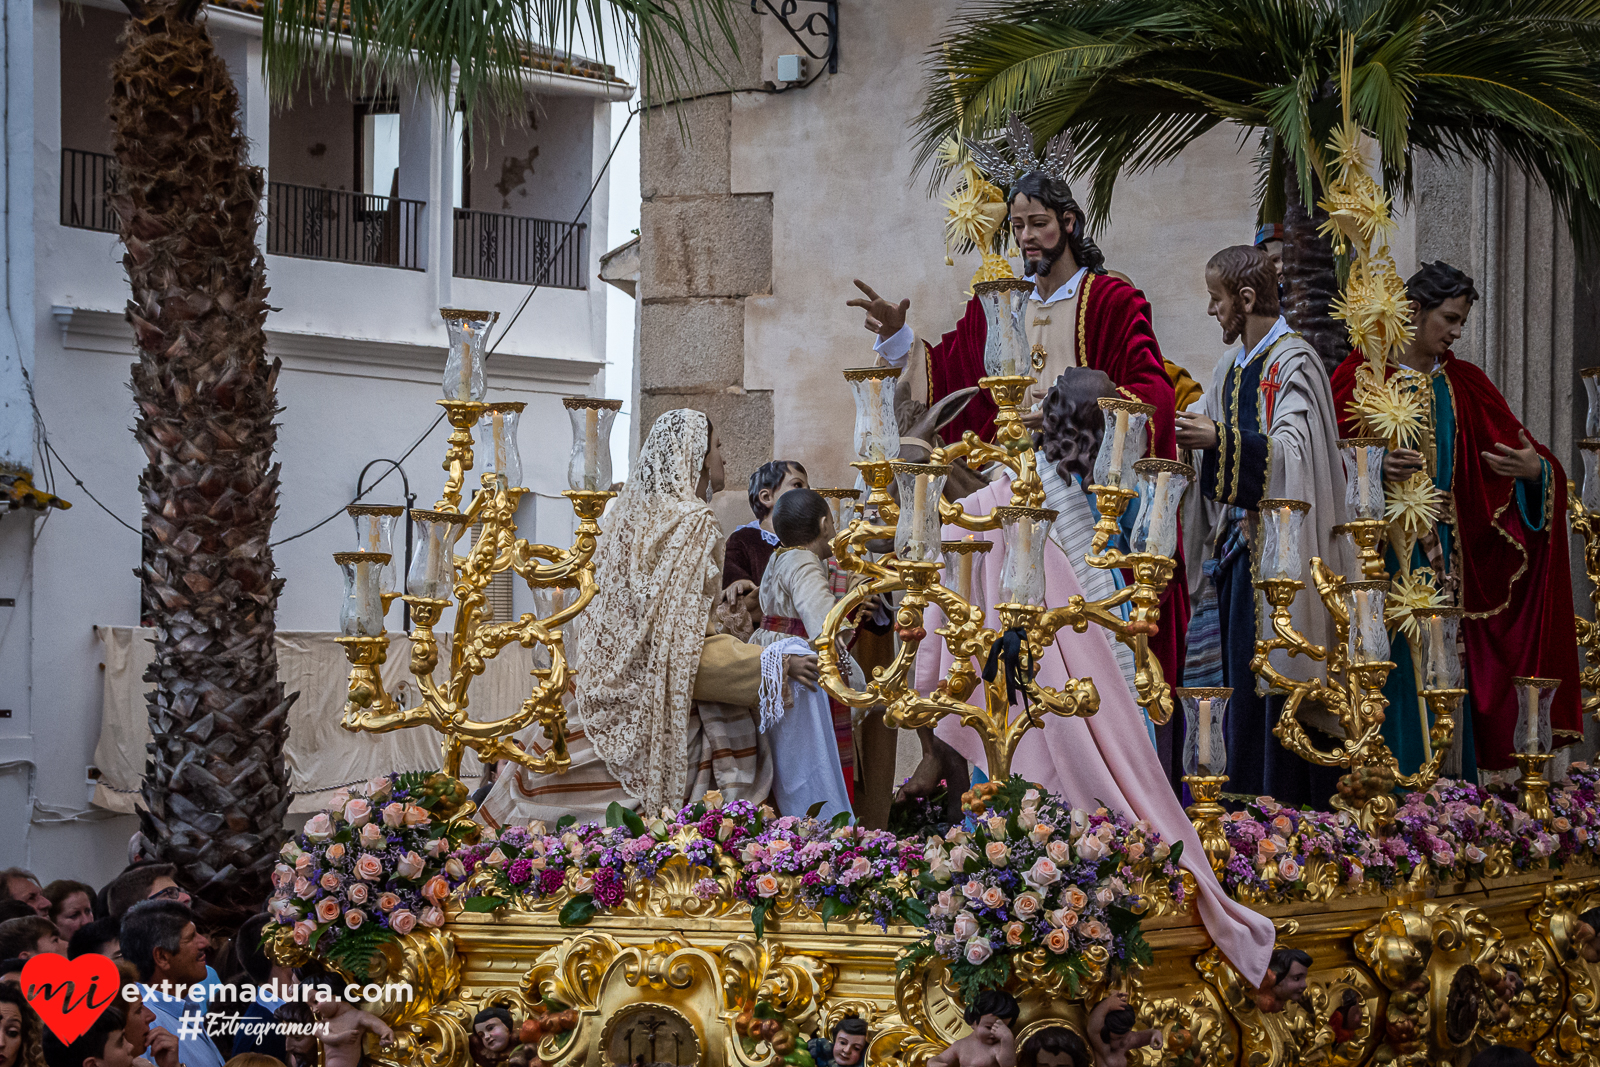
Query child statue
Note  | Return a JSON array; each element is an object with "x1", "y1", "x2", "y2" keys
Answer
[
  {"x1": 1016, "y1": 1026, "x2": 1091, "y2": 1067},
  {"x1": 1253, "y1": 948, "x2": 1312, "y2": 1014},
  {"x1": 470, "y1": 1008, "x2": 516, "y2": 1067},
  {"x1": 929, "y1": 990, "x2": 1018, "y2": 1067},
  {"x1": 807, "y1": 1016, "x2": 869, "y2": 1067},
  {"x1": 1086, "y1": 993, "x2": 1161, "y2": 1067},
  {"x1": 304, "y1": 974, "x2": 395, "y2": 1067}
]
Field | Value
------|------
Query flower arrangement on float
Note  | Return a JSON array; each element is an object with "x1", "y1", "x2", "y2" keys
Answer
[
  {"x1": 906, "y1": 777, "x2": 1185, "y2": 1003},
  {"x1": 267, "y1": 771, "x2": 479, "y2": 978},
  {"x1": 1220, "y1": 798, "x2": 1396, "y2": 903}
]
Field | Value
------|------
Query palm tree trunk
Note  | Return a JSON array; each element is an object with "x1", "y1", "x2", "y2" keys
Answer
[
  {"x1": 1281, "y1": 159, "x2": 1348, "y2": 377},
  {"x1": 112, "y1": 0, "x2": 293, "y2": 922}
]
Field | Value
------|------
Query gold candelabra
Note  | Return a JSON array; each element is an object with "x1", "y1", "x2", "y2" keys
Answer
[
  {"x1": 1569, "y1": 436, "x2": 1600, "y2": 721},
  {"x1": 817, "y1": 281, "x2": 1186, "y2": 780},
  {"x1": 333, "y1": 309, "x2": 622, "y2": 779}
]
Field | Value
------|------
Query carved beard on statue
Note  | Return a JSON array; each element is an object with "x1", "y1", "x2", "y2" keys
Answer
[
  {"x1": 1219, "y1": 296, "x2": 1248, "y2": 347},
  {"x1": 1023, "y1": 223, "x2": 1073, "y2": 281}
]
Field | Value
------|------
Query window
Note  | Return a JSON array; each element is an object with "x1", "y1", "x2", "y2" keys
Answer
[{"x1": 356, "y1": 98, "x2": 400, "y2": 196}]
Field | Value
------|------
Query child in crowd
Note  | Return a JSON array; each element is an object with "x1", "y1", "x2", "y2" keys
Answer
[
  {"x1": 929, "y1": 990, "x2": 1018, "y2": 1067},
  {"x1": 0, "y1": 918, "x2": 65, "y2": 961},
  {"x1": 748, "y1": 489, "x2": 862, "y2": 819},
  {"x1": 42, "y1": 1008, "x2": 133, "y2": 1067}
]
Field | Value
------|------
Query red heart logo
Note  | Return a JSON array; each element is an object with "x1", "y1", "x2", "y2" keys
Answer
[{"x1": 20, "y1": 954, "x2": 121, "y2": 1044}]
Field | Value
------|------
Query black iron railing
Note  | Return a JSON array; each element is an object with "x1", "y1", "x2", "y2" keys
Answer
[
  {"x1": 453, "y1": 210, "x2": 586, "y2": 289},
  {"x1": 267, "y1": 182, "x2": 424, "y2": 270},
  {"x1": 61, "y1": 148, "x2": 120, "y2": 233}
]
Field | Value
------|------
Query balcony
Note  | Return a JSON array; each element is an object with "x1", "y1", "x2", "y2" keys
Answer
[
  {"x1": 266, "y1": 182, "x2": 424, "y2": 270},
  {"x1": 453, "y1": 210, "x2": 586, "y2": 289},
  {"x1": 60, "y1": 148, "x2": 119, "y2": 233}
]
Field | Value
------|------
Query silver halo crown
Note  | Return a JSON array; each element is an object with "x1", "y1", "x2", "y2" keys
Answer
[{"x1": 965, "y1": 114, "x2": 1075, "y2": 192}]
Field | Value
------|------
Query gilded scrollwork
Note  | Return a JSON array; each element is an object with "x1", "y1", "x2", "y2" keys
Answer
[
  {"x1": 1534, "y1": 880, "x2": 1600, "y2": 1062},
  {"x1": 1355, "y1": 908, "x2": 1433, "y2": 1067}
]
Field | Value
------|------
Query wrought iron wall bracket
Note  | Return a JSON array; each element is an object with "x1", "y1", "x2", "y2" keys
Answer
[{"x1": 749, "y1": 0, "x2": 838, "y2": 74}]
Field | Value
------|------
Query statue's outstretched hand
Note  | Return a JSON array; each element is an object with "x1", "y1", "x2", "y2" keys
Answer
[
  {"x1": 785, "y1": 654, "x2": 820, "y2": 691},
  {"x1": 848, "y1": 280, "x2": 909, "y2": 342},
  {"x1": 1482, "y1": 430, "x2": 1543, "y2": 481}
]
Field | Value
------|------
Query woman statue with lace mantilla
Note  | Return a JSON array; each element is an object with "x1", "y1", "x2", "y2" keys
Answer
[{"x1": 479, "y1": 409, "x2": 819, "y2": 824}]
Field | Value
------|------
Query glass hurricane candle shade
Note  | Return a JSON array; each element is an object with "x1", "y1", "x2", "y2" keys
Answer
[
  {"x1": 531, "y1": 585, "x2": 574, "y2": 670},
  {"x1": 1129, "y1": 460, "x2": 1192, "y2": 558},
  {"x1": 973, "y1": 279, "x2": 1036, "y2": 378},
  {"x1": 817, "y1": 488, "x2": 862, "y2": 533},
  {"x1": 407, "y1": 510, "x2": 468, "y2": 599},
  {"x1": 1584, "y1": 368, "x2": 1600, "y2": 438},
  {"x1": 1257, "y1": 499, "x2": 1311, "y2": 582},
  {"x1": 995, "y1": 506, "x2": 1057, "y2": 605},
  {"x1": 563, "y1": 398, "x2": 622, "y2": 491},
  {"x1": 892, "y1": 463, "x2": 948, "y2": 563},
  {"x1": 1512, "y1": 676, "x2": 1560, "y2": 755},
  {"x1": 441, "y1": 308, "x2": 498, "y2": 402},
  {"x1": 846, "y1": 368, "x2": 902, "y2": 463},
  {"x1": 1413, "y1": 607, "x2": 1464, "y2": 690},
  {"x1": 941, "y1": 538, "x2": 993, "y2": 603},
  {"x1": 1582, "y1": 442, "x2": 1600, "y2": 512},
  {"x1": 347, "y1": 505, "x2": 403, "y2": 598},
  {"x1": 1091, "y1": 399, "x2": 1151, "y2": 490},
  {"x1": 336, "y1": 551, "x2": 391, "y2": 636},
  {"x1": 1340, "y1": 438, "x2": 1388, "y2": 522},
  {"x1": 1177, "y1": 687, "x2": 1231, "y2": 776},
  {"x1": 474, "y1": 403, "x2": 525, "y2": 487},
  {"x1": 1344, "y1": 581, "x2": 1391, "y2": 665}
]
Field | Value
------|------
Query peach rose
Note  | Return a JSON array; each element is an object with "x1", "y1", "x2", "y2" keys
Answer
[
  {"x1": 1124, "y1": 840, "x2": 1145, "y2": 862},
  {"x1": 303, "y1": 813, "x2": 334, "y2": 842},
  {"x1": 986, "y1": 816, "x2": 1008, "y2": 838},
  {"x1": 1044, "y1": 928, "x2": 1071, "y2": 954},
  {"x1": 389, "y1": 910, "x2": 417, "y2": 935},
  {"x1": 571, "y1": 872, "x2": 594, "y2": 894},
  {"x1": 1256, "y1": 837, "x2": 1280, "y2": 858},
  {"x1": 444, "y1": 858, "x2": 467, "y2": 881},
  {"x1": 319, "y1": 871, "x2": 341, "y2": 892},
  {"x1": 1025, "y1": 857, "x2": 1061, "y2": 888},
  {"x1": 403, "y1": 804, "x2": 431, "y2": 827},
  {"x1": 953, "y1": 912, "x2": 979, "y2": 941},
  {"x1": 377, "y1": 892, "x2": 400, "y2": 912},
  {"x1": 1063, "y1": 886, "x2": 1088, "y2": 910},
  {"x1": 754, "y1": 873, "x2": 781, "y2": 898},
  {"x1": 344, "y1": 909, "x2": 365, "y2": 930},
  {"x1": 949, "y1": 845, "x2": 977, "y2": 871},
  {"x1": 1005, "y1": 922, "x2": 1025, "y2": 946},
  {"x1": 482, "y1": 848, "x2": 508, "y2": 869},
  {"x1": 984, "y1": 841, "x2": 1010, "y2": 867},
  {"x1": 1095, "y1": 886, "x2": 1116, "y2": 906},
  {"x1": 292, "y1": 920, "x2": 317, "y2": 946},
  {"x1": 355, "y1": 853, "x2": 385, "y2": 882},
  {"x1": 981, "y1": 886, "x2": 1008, "y2": 910},
  {"x1": 1046, "y1": 840, "x2": 1072, "y2": 865},
  {"x1": 295, "y1": 853, "x2": 314, "y2": 875},
  {"x1": 422, "y1": 875, "x2": 451, "y2": 903},
  {"x1": 359, "y1": 823, "x2": 384, "y2": 849},
  {"x1": 1031, "y1": 822, "x2": 1055, "y2": 843},
  {"x1": 326, "y1": 843, "x2": 347, "y2": 863},
  {"x1": 347, "y1": 882, "x2": 370, "y2": 905},
  {"x1": 850, "y1": 856, "x2": 872, "y2": 879},
  {"x1": 294, "y1": 878, "x2": 316, "y2": 900},
  {"x1": 1052, "y1": 909, "x2": 1079, "y2": 929},
  {"x1": 1555, "y1": 817, "x2": 1573, "y2": 833},
  {"x1": 381, "y1": 802, "x2": 407, "y2": 828},
  {"x1": 1013, "y1": 892, "x2": 1043, "y2": 920},
  {"x1": 315, "y1": 898, "x2": 340, "y2": 923},
  {"x1": 365, "y1": 777, "x2": 392, "y2": 798},
  {"x1": 961, "y1": 879, "x2": 984, "y2": 900},
  {"x1": 703, "y1": 789, "x2": 725, "y2": 810},
  {"x1": 1081, "y1": 919, "x2": 1110, "y2": 941},
  {"x1": 343, "y1": 799, "x2": 373, "y2": 827},
  {"x1": 965, "y1": 937, "x2": 993, "y2": 965},
  {"x1": 396, "y1": 851, "x2": 426, "y2": 880},
  {"x1": 426, "y1": 837, "x2": 451, "y2": 858},
  {"x1": 768, "y1": 839, "x2": 792, "y2": 855},
  {"x1": 420, "y1": 906, "x2": 445, "y2": 928}
]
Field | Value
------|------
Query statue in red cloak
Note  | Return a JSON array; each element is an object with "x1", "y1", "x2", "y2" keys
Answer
[
  {"x1": 1329, "y1": 262, "x2": 1581, "y2": 770},
  {"x1": 849, "y1": 170, "x2": 1189, "y2": 726}
]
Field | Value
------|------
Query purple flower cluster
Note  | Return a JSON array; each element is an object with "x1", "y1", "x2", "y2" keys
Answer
[{"x1": 1221, "y1": 797, "x2": 1396, "y2": 900}]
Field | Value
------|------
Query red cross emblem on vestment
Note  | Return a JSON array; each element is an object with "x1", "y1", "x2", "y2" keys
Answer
[{"x1": 1260, "y1": 361, "x2": 1284, "y2": 426}]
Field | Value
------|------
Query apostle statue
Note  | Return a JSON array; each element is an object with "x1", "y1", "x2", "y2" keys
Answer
[
  {"x1": 1330, "y1": 261, "x2": 1582, "y2": 776},
  {"x1": 846, "y1": 119, "x2": 1190, "y2": 700},
  {"x1": 1176, "y1": 245, "x2": 1354, "y2": 806}
]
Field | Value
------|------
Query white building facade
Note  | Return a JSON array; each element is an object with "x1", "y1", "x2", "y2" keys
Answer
[{"x1": 0, "y1": 0, "x2": 627, "y2": 883}]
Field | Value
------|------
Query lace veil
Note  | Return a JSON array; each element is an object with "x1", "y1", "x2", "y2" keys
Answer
[{"x1": 573, "y1": 409, "x2": 722, "y2": 813}]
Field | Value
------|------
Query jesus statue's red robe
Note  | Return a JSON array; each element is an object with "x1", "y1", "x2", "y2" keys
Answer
[
  {"x1": 1329, "y1": 350, "x2": 1582, "y2": 769},
  {"x1": 918, "y1": 272, "x2": 1189, "y2": 696}
]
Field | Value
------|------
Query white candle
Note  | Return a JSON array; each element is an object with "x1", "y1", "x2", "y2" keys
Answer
[
  {"x1": 1428, "y1": 616, "x2": 1444, "y2": 687},
  {"x1": 1354, "y1": 590, "x2": 1371, "y2": 661},
  {"x1": 1150, "y1": 471, "x2": 1172, "y2": 553},
  {"x1": 584, "y1": 408, "x2": 600, "y2": 489},
  {"x1": 1197, "y1": 698, "x2": 1212, "y2": 774},
  {"x1": 493, "y1": 411, "x2": 506, "y2": 474},
  {"x1": 1018, "y1": 515, "x2": 1033, "y2": 568},
  {"x1": 912, "y1": 474, "x2": 929, "y2": 553},
  {"x1": 459, "y1": 323, "x2": 474, "y2": 400},
  {"x1": 959, "y1": 536, "x2": 974, "y2": 601},
  {"x1": 366, "y1": 518, "x2": 380, "y2": 552},
  {"x1": 1274, "y1": 507, "x2": 1293, "y2": 579},
  {"x1": 1356, "y1": 445, "x2": 1369, "y2": 500},
  {"x1": 355, "y1": 559, "x2": 374, "y2": 634},
  {"x1": 1109, "y1": 409, "x2": 1129, "y2": 484},
  {"x1": 1523, "y1": 686, "x2": 1539, "y2": 753},
  {"x1": 868, "y1": 386, "x2": 883, "y2": 458}
]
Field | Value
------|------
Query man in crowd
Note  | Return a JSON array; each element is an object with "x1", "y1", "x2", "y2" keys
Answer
[
  {"x1": 119, "y1": 901, "x2": 224, "y2": 1067},
  {"x1": 0, "y1": 870, "x2": 48, "y2": 918},
  {"x1": 0, "y1": 917, "x2": 66, "y2": 960}
]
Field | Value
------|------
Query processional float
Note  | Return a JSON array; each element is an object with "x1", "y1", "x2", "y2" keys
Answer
[{"x1": 272, "y1": 96, "x2": 1600, "y2": 1067}]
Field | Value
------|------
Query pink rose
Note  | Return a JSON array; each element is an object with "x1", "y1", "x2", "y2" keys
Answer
[
  {"x1": 817, "y1": 861, "x2": 832, "y2": 880},
  {"x1": 427, "y1": 837, "x2": 451, "y2": 858},
  {"x1": 294, "y1": 878, "x2": 316, "y2": 900},
  {"x1": 1052, "y1": 908, "x2": 1079, "y2": 929},
  {"x1": 422, "y1": 875, "x2": 451, "y2": 903},
  {"x1": 420, "y1": 906, "x2": 445, "y2": 928},
  {"x1": 1347, "y1": 864, "x2": 1365, "y2": 887},
  {"x1": 445, "y1": 858, "x2": 467, "y2": 880},
  {"x1": 291, "y1": 920, "x2": 316, "y2": 946},
  {"x1": 347, "y1": 882, "x2": 370, "y2": 905},
  {"x1": 320, "y1": 872, "x2": 341, "y2": 892},
  {"x1": 343, "y1": 799, "x2": 373, "y2": 827},
  {"x1": 377, "y1": 892, "x2": 400, "y2": 912},
  {"x1": 953, "y1": 912, "x2": 979, "y2": 941},
  {"x1": 295, "y1": 853, "x2": 314, "y2": 875},
  {"x1": 396, "y1": 851, "x2": 426, "y2": 880},
  {"x1": 1278, "y1": 857, "x2": 1303, "y2": 882},
  {"x1": 965, "y1": 938, "x2": 993, "y2": 965},
  {"x1": 303, "y1": 813, "x2": 334, "y2": 843},
  {"x1": 344, "y1": 909, "x2": 365, "y2": 930},
  {"x1": 273, "y1": 865, "x2": 294, "y2": 888},
  {"x1": 1025, "y1": 857, "x2": 1061, "y2": 888},
  {"x1": 986, "y1": 816, "x2": 1008, "y2": 838},
  {"x1": 849, "y1": 856, "x2": 872, "y2": 879},
  {"x1": 389, "y1": 910, "x2": 417, "y2": 935},
  {"x1": 984, "y1": 841, "x2": 1009, "y2": 867},
  {"x1": 981, "y1": 886, "x2": 1008, "y2": 910},
  {"x1": 949, "y1": 845, "x2": 977, "y2": 871},
  {"x1": 381, "y1": 802, "x2": 407, "y2": 828},
  {"x1": 365, "y1": 777, "x2": 392, "y2": 798},
  {"x1": 315, "y1": 898, "x2": 340, "y2": 923},
  {"x1": 571, "y1": 872, "x2": 595, "y2": 894},
  {"x1": 1013, "y1": 892, "x2": 1042, "y2": 920},
  {"x1": 359, "y1": 823, "x2": 384, "y2": 849},
  {"x1": 1081, "y1": 919, "x2": 1110, "y2": 941},
  {"x1": 1095, "y1": 886, "x2": 1116, "y2": 906},
  {"x1": 1465, "y1": 845, "x2": 1487, "y2": 864},
  {"x1": 960, "y1": 880, "x2": 984, "y2": 900},
  {"x1": 754, "y1": 873, "x2": 781, "y2": 898},
  {"x1": 1044, "y1": 928, "x2": 1071, "y2": 954},
  {"x1": 1063, "y1": 886, "x2": 1088, "y2": 911},
  {"x1": 1124, "y1": 839, "x2": 1146, "y2": 862},
  {"x1": 1077, "y1": 834, "x2": 1109, "y2": 861},
  {"x1": 326, "y1": 843, "x2": 347, "y2": 862},
  {"x1": 355, "y1": 853, "x2": 385, "y2": 882},
  {"x1": 1005, "y1": 922, "x2": 1025, "y2": 946},
  {"x1": 1046, "y1": 840, "x2": 1072, "y2": 865},
  {"x1": 1031, "y1": 822, "x2": 1054, "y2": 843},
  {"x1": 403, "y1": 804, "x2": 431, "y2": 827}
]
